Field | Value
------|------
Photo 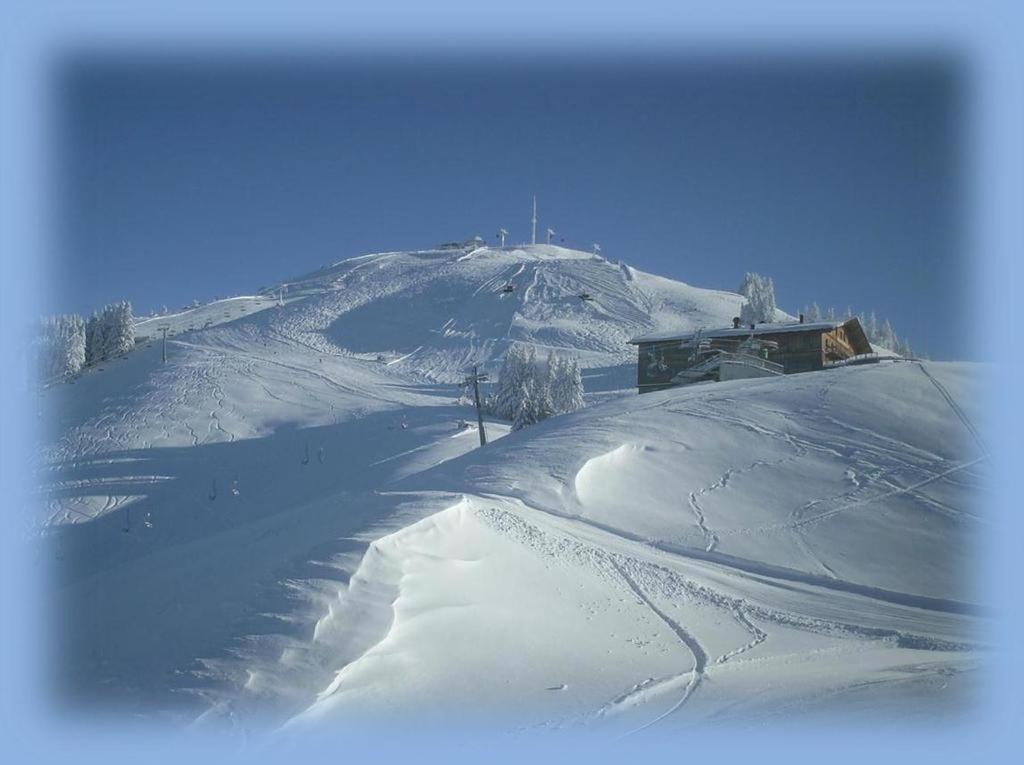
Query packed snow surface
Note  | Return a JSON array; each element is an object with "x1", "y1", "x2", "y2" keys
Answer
[{"x1": 34, "y1": 244, "x2": 985, "y2": 733}]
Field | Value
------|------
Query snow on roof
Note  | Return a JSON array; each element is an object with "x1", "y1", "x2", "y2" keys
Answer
[{"x1": 629, "y1": 320, "x2": 847, "y2": 344}]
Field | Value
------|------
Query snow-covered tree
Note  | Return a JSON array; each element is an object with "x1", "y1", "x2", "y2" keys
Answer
[
  {"x1": 878, "y1": 319, "x2": 897, "y2": 351},
  {"x1": 107, "y1": 301, "x2": 135, "y2": 357},
  {"x1": 536, "y1": 352, "x2": 558, "y2": 420},
  {"x1": 738, "y1": 273, "x2": 777, "y2": 326},
  {"x1": 551, "y1": 355, "x2": 585, "y2": 414},
  {"x1": 35, "y1": 314, "x2": 86, "y2": 382},
  {"x1": 805, "y1": 302, "x2": 821, "y2": 322},
  {"x1": 66, "y1": 314, "x2": 86, "y2": 374},
  {"x1": 85, "y1": 301, "x2": 135, "y2": 363},
  {"x1": 511, "y1": 377, "x2": 540, "y2": 431},
  {"x1": 490, "y1": 347, "x2": 586, "y2": 429},
  {"x1": 738, "y1": 272, "x2": 758, "y2": 300},
  {"x1": 864, "y1": 311, "x2": 878, "y2": 341},
  {"x1": 489, "y1": 344, "x2": 529, "y2": 420},
  {"x1": 85, "y1": 311, "x2": 105, "y2": 365}
]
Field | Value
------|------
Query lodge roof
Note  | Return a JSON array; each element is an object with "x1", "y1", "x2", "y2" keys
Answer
[{"x1": 629, "y1": 320, "x2": 852, "y2": 345}]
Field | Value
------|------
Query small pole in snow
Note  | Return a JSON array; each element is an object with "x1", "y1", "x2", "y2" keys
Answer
[{"x1": 461, "y1": 365, "x2": 489, "y2": 447}]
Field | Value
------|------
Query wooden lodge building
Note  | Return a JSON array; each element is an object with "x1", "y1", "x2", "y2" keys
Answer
[{"x1": 629, "y1": 317, "x2": 873, "y2": 393}]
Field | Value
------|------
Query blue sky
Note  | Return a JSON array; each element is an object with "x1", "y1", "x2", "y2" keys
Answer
[{"x1": 54, "y1": 53, "x2": 966, "y2": 358}]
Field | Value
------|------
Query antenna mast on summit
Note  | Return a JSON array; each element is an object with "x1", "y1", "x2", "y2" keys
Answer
[{"x1": 531, "y1": 195, "x2": 537, "y2": 245}]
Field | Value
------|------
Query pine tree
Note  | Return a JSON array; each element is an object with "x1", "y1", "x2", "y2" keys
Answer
[
  {"x1": 864, "y1": 313, "x2": 880, "y2": 346},
  {"x1": 562, "y1": 356, "x2": 585, "y2": 413},
  {"x1": 107, "y1": 301, "x2": 135, "y2": 357},
  {"x1": 879, "y1": 319, "x2": 897, "y2": 351},
  {"x1": 65, "y1": 314, "x2": 86, "y2": 375},
  {"x1": 490, "y1": 344, "x2": 527, "y2": 420},
  {"x1": 85, "y1": 311, "x2": 104, "y2": 364},
  {"x1": 738, "y1": 272, "x2": 758, "y2": 299},
  {"x1": 536, "y1": 352, "x2": 557, "y2": 420},
  {"x1": 549, "y1": 355, "x2": 567, "y2": 414},
  {"x1": 739, "y1": 273, "x2": 777, "y2": 325},
  {"x1": 807, "y1": 303, "x2": 821, "y2": 322},
  {"x1": 494, "y1": 346, "x2": 587, "y2": 428},
  {"x1": 36, "y1": 314, "x2": 86, "y2": 382},
  {"x1": 511, "y1": 377, "x2": 538, "y2": 431}
]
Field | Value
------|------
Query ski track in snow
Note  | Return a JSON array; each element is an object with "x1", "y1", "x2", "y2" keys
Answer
[{"x1": 610, "y1": 560, "x2": 708, "y2": 734}]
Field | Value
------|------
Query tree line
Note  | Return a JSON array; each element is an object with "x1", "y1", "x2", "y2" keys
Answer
[
  {"x1": 736, "y1": 271, "x2": 912, "y2": 357},
  {"x1": 34, "y1": 301, "x2": 135, "y2": 384}
]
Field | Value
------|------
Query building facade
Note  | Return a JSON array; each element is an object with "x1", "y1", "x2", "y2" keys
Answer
[{"x1": 629, "y1": 318, "x2": 872, "y2": 393}]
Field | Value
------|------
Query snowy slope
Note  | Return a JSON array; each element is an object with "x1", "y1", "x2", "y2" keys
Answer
[
  {"x1": 33, "y1": 243, "x2": 984, "y2": 733},
  {"x1": 37, "y1": 244, "x2": 750, "y2": 528},
  {"x1": 267, "y1": 362, "x2": 986, "y2": 733},
  {"x1": 244, "y1": 244, "x2": 754, "y2": 382}
]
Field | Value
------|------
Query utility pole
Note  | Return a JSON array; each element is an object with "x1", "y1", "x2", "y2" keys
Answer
[
  {"x1": 461, "y1": 365, "x2": 489, "y2": 447},
  {"x1": 159, "y1": 326, "x2": 169, "y2": 363},
  {"x1": 531, "y1": 195, "x2": 537, "y2": 245}
]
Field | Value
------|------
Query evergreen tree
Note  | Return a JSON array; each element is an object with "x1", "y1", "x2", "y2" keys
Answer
[
  {"x1": 66, "y1": 314, "x2": 86, "y2": 374},
  {"x1": 536, "y1": 352, "x2": 557, "y2": 420},
  {"x1": 739, "y1": 273, "x2": 777, "y2": 325},
  {"x1": 36, "y1": 314, "x2": 86, "y2": 382},
  {"x1": 511, "y1": 377, "x2": 539, "y2": 431},
  {"x1": 494, "y1": 347, "x2": 587, "y2": 429},
  {"x1": 107, "y1": 301, "x2": 135, "y2": 357},
  {"x1": 85, "y1": 311, "x2": 105, "y2": 364},
  {"x1": 878, "y1": 319, "x2": 897, "y2": 351},
  {"x1": 549, "y1": 355, "x2": 568, "y2": 414},
  {"x1": 864, "y1": 311, "x2": 879, "y2": 343},
  {"x1": 738, "y1": 272, "x2": 758, "y2": 299},
  {"x1": 490, "y1": 344, "x2": 528, "y2": 420},
  {"x1": 561, "y1": 356, "x2": 585, "y2": 413}
]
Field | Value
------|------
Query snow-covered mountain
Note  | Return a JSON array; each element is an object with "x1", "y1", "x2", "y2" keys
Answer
[{"x1": 36, "y1": 243, "x2": 984, "y2": 733}]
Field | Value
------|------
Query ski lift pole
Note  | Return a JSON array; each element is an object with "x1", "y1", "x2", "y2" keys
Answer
[
  {"x1": 159, "y1": 326, "x2": 169, "y2": 363},
  {"x1": 462, "y1": 365, "x2": 489, "y2": 447}
]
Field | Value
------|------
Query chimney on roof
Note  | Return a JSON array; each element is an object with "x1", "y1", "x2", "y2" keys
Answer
[
  {"x1": 732, "y1": 316, "x2": 741, "y2": 329},
  {"x1": 799, "y1": 313, "x2": 805, "y2": 324}
]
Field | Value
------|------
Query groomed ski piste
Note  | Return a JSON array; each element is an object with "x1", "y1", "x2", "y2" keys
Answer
[{"x1": 35, "y1": 244, "x2": 987, "y2": 735}]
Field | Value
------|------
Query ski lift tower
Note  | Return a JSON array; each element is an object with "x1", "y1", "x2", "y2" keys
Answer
[
  {"x1": 498, "y1": 228, "x2": 508, "y2": 247},
  {"x1": 531, "y1": 196, "x2": 538, "y2": 245},
  {"x1": 158, "y1": 325, "x2": 170, "y2": 363},
  {"x1": 546, "y1": 227, "x2": 556, "y2": 244},
  {"x1": 460, "y1": 365, "x2": 489, "y2": 447}
]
